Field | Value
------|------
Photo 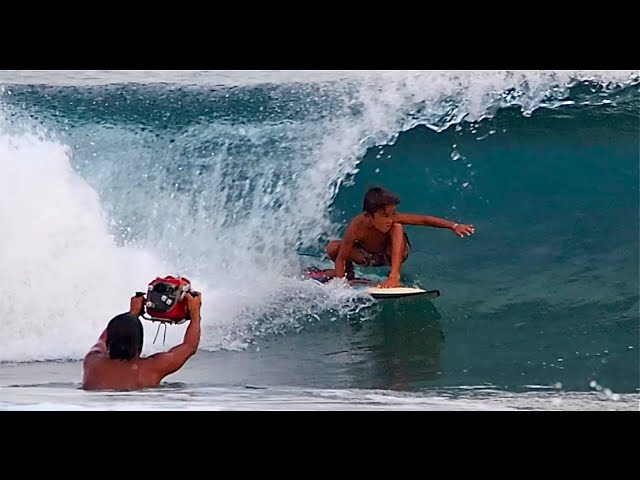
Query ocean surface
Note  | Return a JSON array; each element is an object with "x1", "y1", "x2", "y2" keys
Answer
[{"x1": 0, "y1": 70, "x2": 638, "y2": 410}]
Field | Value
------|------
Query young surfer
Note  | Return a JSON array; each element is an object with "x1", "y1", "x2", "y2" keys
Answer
[{"x1": 323, "y1": 187, "x2": 475, "y2": 288}]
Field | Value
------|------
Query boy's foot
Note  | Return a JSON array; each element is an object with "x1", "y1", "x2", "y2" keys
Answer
[{"x1": 305, "y1": 266, "x2": 355, "y2": 281}]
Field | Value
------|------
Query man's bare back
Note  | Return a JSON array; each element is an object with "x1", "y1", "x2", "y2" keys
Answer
[
  {"x1": 81, "y1": 356, "x2": 165, "y2": 391},
  {"x1": 82, "y1": 292, "x2": 202, "y2": 391}
]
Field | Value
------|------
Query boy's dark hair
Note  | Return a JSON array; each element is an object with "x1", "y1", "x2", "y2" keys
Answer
[
  {"x1": 363, "y1": 187, "x2": 400, "y2": 215},
  {"x1": 106, "y1": 313, "x2": 144, "y2": 360}
]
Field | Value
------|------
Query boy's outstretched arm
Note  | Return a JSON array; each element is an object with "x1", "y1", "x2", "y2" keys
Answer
[{"x1": 395, "y1": 213, "x2": 475, "y2": 237}]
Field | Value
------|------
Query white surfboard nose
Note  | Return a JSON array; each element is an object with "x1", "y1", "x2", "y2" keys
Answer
[{"x1": 365, "y1": 287, "x2": 440, "y2": 299}]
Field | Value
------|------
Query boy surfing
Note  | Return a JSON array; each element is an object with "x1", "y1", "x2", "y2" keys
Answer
[{"x1": 321, "y1": 187, "x2": 475, "y2": 288}]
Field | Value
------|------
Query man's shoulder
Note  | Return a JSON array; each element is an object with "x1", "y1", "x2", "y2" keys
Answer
[
  {"x1": 137, "y1": 353, "x2": 161, "y2": 366},
  {"x1": 137, "y1": 352, "x2": 171, "y2": 372},
  {"x1": 83, "y1": 349, "x2": 106, "y2": 367}
]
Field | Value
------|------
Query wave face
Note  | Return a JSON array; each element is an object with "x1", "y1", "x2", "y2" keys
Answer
[{"x1": 0, "y1": 70, "x2": 638, "y2": 393}]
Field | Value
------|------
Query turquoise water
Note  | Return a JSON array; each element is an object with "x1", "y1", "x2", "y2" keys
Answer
[{"x1": 0, "y1": 70, "x2": 637, "y2": 409}]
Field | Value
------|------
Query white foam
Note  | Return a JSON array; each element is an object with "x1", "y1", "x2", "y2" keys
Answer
[
  {"x1": 0, "y1": 117, "x2": 366, "y2": 361},
  {"x1": 0, "y1": 120, "x2": 186, "y2": 361},
  {"x1": 0, "y1": 70, "x2": 637, "y2": 92},
  {"x1": 1, "y1": 385, "x2": 638, "y2": 411}
]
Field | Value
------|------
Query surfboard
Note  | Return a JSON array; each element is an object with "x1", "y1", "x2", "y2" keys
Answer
[
  {"x1": 304, "y1": 266, "x2": 440, "y2": 300},
  {"x1": 365, "y1": 286, "x2": 440, "y2": 300}
]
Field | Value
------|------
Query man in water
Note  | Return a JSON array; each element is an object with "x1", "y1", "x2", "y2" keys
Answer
[
  {"x1": 82, "y1": 291, "x2": 202, "y2": 391},
  {"x1": 323, "y1": 187, "x2": 475, "y2": 288}
]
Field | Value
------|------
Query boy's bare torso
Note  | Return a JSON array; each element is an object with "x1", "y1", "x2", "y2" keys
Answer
[{"x1": 350, "y1": 214, "x2": 393, "y2": 253}]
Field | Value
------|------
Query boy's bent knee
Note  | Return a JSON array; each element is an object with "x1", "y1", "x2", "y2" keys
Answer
[
  {"x1": 327, "y1": 240, "x2": 340, "y2": 260},
  {"x1": 390, "y1": 223, "x2": 404, "y2": 234}
]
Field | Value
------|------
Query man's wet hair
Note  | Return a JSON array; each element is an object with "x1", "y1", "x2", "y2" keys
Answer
[
  {"x1": 362, "y1": 187, "x2": 400, "y2": 215},
  {"x1": 106, "y1": 313, "x2": 144, "y2": 360}
]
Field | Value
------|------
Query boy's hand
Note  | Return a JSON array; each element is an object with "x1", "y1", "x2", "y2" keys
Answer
[
  {"x1": 452, "y1": 223, "x2": 475, "y2": 237},
  {"x1": 379, "y1": 273, "x2": 401, "y2": 288}
]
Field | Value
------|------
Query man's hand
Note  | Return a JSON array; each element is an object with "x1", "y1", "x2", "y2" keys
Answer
[
  {"x1": 452, "y1": 223, "x2": 475, "y2": 237},
  {"x1": 379, "y1": 273, "x2": 401, "y2": 288},
  {"x1": 185, "y1": 291, "x2": 202, "y2": 319},
  {"x1": 130, "y1": 294, "x2": 146, "y2": 316}
]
